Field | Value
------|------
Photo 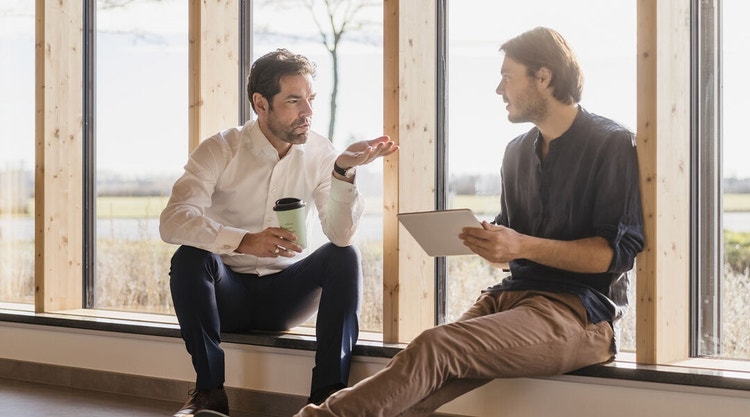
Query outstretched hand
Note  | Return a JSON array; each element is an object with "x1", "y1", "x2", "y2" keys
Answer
[{"x1": 335, "y1": 135, "x2": 398, "y2": 170}]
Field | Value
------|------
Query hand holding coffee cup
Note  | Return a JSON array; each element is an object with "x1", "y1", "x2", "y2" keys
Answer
[{"x1": 273, "y1": 198, "x2": 308, "y2": 249}]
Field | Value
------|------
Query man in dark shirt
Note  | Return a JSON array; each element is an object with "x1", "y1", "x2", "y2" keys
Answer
[{"x1": 294, "y1": 26, "x2": 645, "y2": 417}]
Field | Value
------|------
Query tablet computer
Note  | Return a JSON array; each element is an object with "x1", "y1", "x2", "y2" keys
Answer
[{"x1": 397, "y1": 209, "x2": 484, "y2": 257}]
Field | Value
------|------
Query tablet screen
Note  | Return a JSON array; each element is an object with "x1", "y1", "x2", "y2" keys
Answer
[{"x1": 397, "y1": 209, "x2": 483, "y2": 256}]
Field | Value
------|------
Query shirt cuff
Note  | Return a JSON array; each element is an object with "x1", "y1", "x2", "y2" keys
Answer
[
  {"x1": 330, "y1": 175, "x2": 359, "y2": 203},
  {"x1": 214, "y1": 225, "x2": 248, "y2": 254}
]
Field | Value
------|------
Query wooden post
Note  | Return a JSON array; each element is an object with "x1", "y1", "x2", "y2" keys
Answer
[
  {"x1": 635, "y1": 0, "x2": 692, "y2": 364},
  {"x1": 382, "y1": 0, "x2": 437, "y2": 343},
  {"x1": 34, "y1": 0, "x2": 84, "y2": 312},
  {"x1": 188, "y1": 0, "x2": 240, "y2": 151}
]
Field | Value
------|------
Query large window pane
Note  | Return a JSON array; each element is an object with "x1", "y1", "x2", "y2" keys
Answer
[
  {"x1": 715, "y1": 0, "x2": 750, "y2": 359},
  {"x1": 252, "y1": 1, "x2": 384, "y2": 333},
  {"x1": 445, "y1": 1, "x2": 637, "y2": 350},
  {"x1": 92, "y1": 0, "x2": 188, "y2": 314},
  {"x1": 0, "y1": 1, "x2": 35, "y2": 306}
]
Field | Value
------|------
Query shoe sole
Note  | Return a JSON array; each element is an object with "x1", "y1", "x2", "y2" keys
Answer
[{"x1": 194, "y1": 411, "x2": 230, "y2": 417}]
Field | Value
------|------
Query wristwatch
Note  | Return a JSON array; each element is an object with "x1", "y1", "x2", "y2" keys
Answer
[{"x1": 333, "y1": 162, "x2": 356, "y2": 179}]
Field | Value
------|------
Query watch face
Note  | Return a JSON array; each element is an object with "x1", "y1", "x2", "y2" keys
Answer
[{"x1": 345, "y1": 167, "x2": 356, "y2": 178}]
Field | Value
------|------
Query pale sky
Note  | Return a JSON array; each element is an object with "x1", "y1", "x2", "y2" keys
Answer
[{"x1": 1, "y1": 0, "x2": 749, "y2": 178}]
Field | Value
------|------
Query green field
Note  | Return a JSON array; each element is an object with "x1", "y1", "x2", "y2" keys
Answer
[
  {"x1": 5, "y1": 193, "x2": 750, "y2": 219},
  {"x1": 724, "y1": 193, "x2": 750, "y2": 212},
  {"x1": 96, "y1": 196, "x2": 170, "y2": 218}
]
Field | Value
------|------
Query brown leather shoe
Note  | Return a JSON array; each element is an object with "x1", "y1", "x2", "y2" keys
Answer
[{"x1": 173, "y1": 387, "x2": 229, "y2": 416}]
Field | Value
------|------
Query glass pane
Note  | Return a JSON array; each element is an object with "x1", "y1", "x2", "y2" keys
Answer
[
  {"x1": 0, "y1": 1, "x2": 35, "y2": 305},
  {"x1": 253, "y1": 1, "x2": 384, "y2": 333},
  {"x1": 92, "y1": 0, "x2": 187, "y2": 314},
  {"x1": 718, "y1": 0, "x2": 750, "y2": 360},
  {"x1": 446, "y1": 1, "x2": 637, "y2": 351}
]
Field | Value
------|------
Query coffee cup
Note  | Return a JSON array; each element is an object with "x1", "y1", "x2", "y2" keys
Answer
[{"x1": 273, "y1": 198, "x2": 307, "y2": 249}]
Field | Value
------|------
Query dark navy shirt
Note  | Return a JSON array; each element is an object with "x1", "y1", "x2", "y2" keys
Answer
[{"x1": 489, "y1": 107, "x2": 645, "y2": 324}]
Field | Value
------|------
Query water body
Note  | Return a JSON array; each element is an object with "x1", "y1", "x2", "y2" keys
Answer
[
  {"x1": 0, "y1": 216, "x2": 385, "y2": 243},
  {"x1": 4, "y1": 212, "x2": 750, "y2": 243}
]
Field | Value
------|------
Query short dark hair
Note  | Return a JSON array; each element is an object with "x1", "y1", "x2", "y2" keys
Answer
[
  {"x1": 500, "y1": 27, "x2": 583, "y2": 105},
  {"x1": 246, "y1": 48, "x2": 316, "y2": 113}
]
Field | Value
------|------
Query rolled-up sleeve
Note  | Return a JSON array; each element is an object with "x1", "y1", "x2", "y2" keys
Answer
[{"x1": 593, "y1": 132, "x2": 645, "y2": 273}]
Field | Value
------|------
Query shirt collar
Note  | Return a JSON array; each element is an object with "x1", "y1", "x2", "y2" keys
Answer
[{"x1": 553, "y1": 106, "x2": 586, "y2": 146}]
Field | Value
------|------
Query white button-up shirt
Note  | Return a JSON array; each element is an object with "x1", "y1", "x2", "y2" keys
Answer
[{"x1": 159, "y1": 118, "x2": 364, "y2": 276}]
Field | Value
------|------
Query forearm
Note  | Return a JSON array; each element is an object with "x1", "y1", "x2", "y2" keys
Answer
[
  {"x1": 519, "y1": 235, "x2": 614, "y2": 274},
  {"x1": 160, "y1": 206, "x2": 246, "y2": 254},
  {"x1": 318, "y1": 178, "x2": 364, "y2": 246}
]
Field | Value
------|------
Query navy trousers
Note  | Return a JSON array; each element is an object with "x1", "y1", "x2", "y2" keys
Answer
[{"x1": 169, "y1": 243, "x2": 362, "y2": 400}]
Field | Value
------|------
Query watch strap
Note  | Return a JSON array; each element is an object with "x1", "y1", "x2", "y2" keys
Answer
[{"x1": 333, "y1": 162, "x2": 353, "y2": 177}]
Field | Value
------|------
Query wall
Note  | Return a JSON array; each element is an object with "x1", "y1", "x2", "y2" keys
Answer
[{"x1": 1, "y1": 321, "x2": 749, "y2": 417}]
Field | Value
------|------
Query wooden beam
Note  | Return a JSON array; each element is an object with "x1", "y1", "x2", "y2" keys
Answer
[
  {"x1": 635, "y1": 0, "x2": 691, "y2": 364},
  {"x1": 34, "y1": 0, "x2": 84, "y2": 312},
  {"x1": 382, "y1": 0, "x2": 400, "y2": 343},
  {"x1": 188, "y1": 0, "x2": 240, "y2": 151},
  {"x1": 383, "y1": 0, "x2": 437, "y2": 343}
]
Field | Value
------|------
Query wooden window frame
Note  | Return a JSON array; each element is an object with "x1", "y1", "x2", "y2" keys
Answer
[{"x1": 29, "y1": 0, "x2": 704, "y2": 367}]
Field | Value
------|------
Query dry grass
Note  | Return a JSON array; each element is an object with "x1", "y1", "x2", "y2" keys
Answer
[
  {"x1": 4, "y1": 234, "x2": 750, "y2": 358},
  {"x1": 96, "y1": 237, "x2": 387, "y2": 332},
  {"x1": 3, "y1": 193, "x2": 750, "y2": 358},
  {"x1": 0, "y1": 239, "x2": 34, "y2": 304}
]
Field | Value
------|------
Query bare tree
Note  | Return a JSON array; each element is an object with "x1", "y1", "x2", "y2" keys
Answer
[{"x1": 258, "y1": 0, "x2": 380, "y2": 142}]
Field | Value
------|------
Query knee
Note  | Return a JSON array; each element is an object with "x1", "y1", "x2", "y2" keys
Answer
[
  {"x1": 320, "y1": 243, "x2": 362, "y2": 272},
  {"x1": 316, "y1": 243, "x2": 362, "y2": 297},
  {"x1": 411, "y1": 326, "x2": 445, "y2": 350},
  {"x1": 389, "y1": 327, "x2": 448, "y2": 372},
  {"x1": 171, "y1": 245, "x2": 209, "y2": 265},
  {"x1": 169, "y1": 245, "x2": 219, "y2": 281},
  {"x1": 325, "y1": 242, "x2": 360, "y2": 260},
  {"x1": 408, "y1": 324, "x2": 462, "y2": 361}
]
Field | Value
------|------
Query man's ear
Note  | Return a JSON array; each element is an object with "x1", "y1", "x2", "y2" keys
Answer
[
  {"x1": 536, "y1": 67, "x2": 552, "y2": 88},
  {"x1": 252, "y1": 93, "x2": 268, "y2": 114}
]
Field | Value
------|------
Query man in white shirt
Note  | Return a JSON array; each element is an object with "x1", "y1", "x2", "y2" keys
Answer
[{"x1": 160, "y1": 48, "x2": 397, "y2": 417}]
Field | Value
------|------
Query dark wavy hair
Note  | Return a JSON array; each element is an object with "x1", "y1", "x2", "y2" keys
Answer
[
  {"x1": 247, "y1": 48, "x2": 316, "y2": 113},
  {"x1": 500, "y1": 27, "x2": 583, "y2": 105}
]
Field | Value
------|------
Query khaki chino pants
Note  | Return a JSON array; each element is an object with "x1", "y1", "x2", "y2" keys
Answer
[{"x1": 295, "y1": 290, "x2": 615, "y2": 417}]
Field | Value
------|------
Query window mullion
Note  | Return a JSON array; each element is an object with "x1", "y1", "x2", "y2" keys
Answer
[{"x1": 692, "y1": 0, "x2": 722, "y2": 358}]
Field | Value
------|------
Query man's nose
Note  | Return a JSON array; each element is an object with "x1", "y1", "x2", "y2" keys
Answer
[{"x1": 301, "y1": 100, "x2": 313, "y2": 116}]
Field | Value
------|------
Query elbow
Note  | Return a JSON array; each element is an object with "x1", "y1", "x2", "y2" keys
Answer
[
  {"x1": 602, "y1": 228, "x2": 644, "y2": 274},
  {"x1": 158, "y1": 212, "x2": 174, "y2": 243},
  {"x1": 321, "y1": 224, "x2": 357, "y2": 248},
  {"x1": 607, "y1": 249, "x2": 638, "y2": 274},
  {"x1": 158, "y1": 225, "x2": 172, "y2": 243},
  {"x1": 329, "y1": 236, "x2": 355, "y2": 248}
]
